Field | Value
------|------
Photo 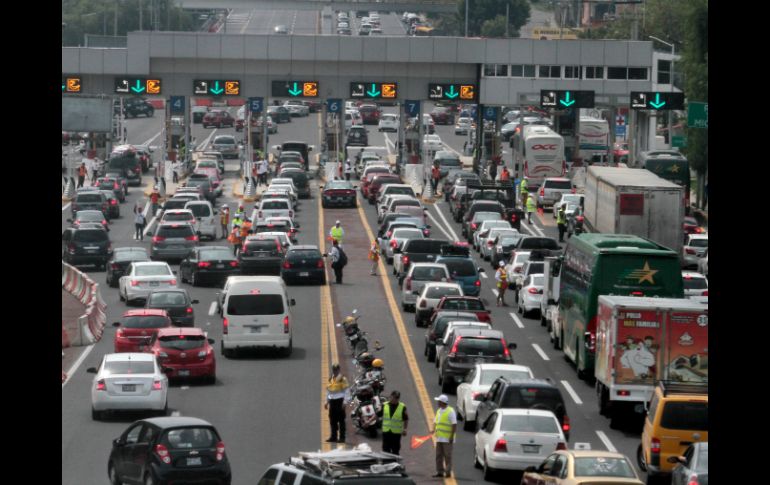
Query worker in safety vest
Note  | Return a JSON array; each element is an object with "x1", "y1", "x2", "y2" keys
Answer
[
  {"x1": 495, "y1": 261, "x2": 508, "y2": 306},
  {"x1": 520, "y1": 177, "x2": 529, "y2": 207},
  {"x1": 219, "y1": 205, "x2": 230, "y2": 240},
  {"x1": 380, "y1": 390, "x2": 409, "y2": 455},
  {"x1": 329, "y1": 220, "x2": 344, "y2": 246},
  {"x1": 431, "y1": 394, "x2": 457, "y2": 478},
  {"x1": 500, "y1": 166, "x2": 511, "y2": 181},
  {"x1": 325, "y1": 363, "x2": 349, "y2": 443},
  {"x1": 239, "y1": 218, "x2": 252, "y2": 239},
  {"x1": 556, "y1": 203, "x2": 568, "y2": 242},
  {"x1": 228, "y1": 225, "x2": 242, "y2": 256},
  {"x1": 526, "y1": 193, "x2": 537, "y2": 224}
]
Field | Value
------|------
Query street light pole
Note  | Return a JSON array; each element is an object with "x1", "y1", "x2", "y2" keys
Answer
[
  {"x1": 465, "y1": 0, "x2": 469, "y2": 37},
  {"x1": 649, "y1": 36, "x2": 676, "y2": 147},
  {"x1": 114, "y1": 0, "x2": 118, "y2": 37}
]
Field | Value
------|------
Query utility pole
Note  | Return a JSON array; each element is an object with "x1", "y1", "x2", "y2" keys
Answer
[
  {"x1": 464, "y1": 0, "x2": 469, "y2": 37},
  {"x1": 113, "y1": 0, "x2": 118, "y2": 37},
  {"x1": 505, "y1": 3, "x2": 510, "y2": 37},
  {"x1": 139, "y1": 0, "x2": 143, "y2": 31}
]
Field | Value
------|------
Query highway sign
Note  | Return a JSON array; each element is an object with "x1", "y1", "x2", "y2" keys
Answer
[
  {"x1": 630, "y1": 91, "x2": 685, "y2": 110},
  {"x1": 62, "y1": 76, "x2": 81, "y2": 93},
  {"x1": 427, "y1": 83, "x2": 477, "y2": 101},
  {"x1": 687, "y1": 102, "x2": 708, "y2": 128},
  {"x1": 404, "y1": 100, "x2": 420, "y2": 117},
  {"x1": 350, "y1": 82, "x2": 398, "y2": 100},
  {"x1": 271, "y1": 81, "x2": 319, "y2": 98},
  {"x1": 248, "y1": 97, "x2": 263, "y2": 113},
  {"x1": 114, "y1": 78, "x2": 162, "y2": 95},
  {"x1": 483, "y1": 106, "x2": 498, "y2": 121},
  {"x1": 540, "y1": 90, "x2": 594, "y2": 109},
  {"x1": 672, "y1": 135, "x2": 687, "y2": 148},
  {"x1": 169, "y1": 96, "x2": 185, "y2": 115},
  {"x1": 327, "y1": 98, "x2": 342, "y2": 113},
  {"x1": 193, "y1": 79, "x2": 240, "y2": 96}
]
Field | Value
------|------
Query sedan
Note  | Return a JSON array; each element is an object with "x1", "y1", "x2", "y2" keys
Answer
[
  {"x1": 88, "y1": 352, "x2": 169, "y2": 420},
  {"x1": 106, "y1": 247, "x2": 151, "y2": 287},
  {"x1": 268, "y1": 106, "x2": 292, "y2": 124},
  {"x1": 455, "y1": 117, "x2": 473, "y2": 135},
  {"x1": 423, "y1": 134, "x2": 443, "y2": 153},
  {"x1": 378, "y1": 113, "x2": 399, "y2": 132},
  {"x1": 119, "y1": 261, "x2": 178, "y2": 305},
  {"x1": 95, "y1": 177, "x2": 126, "y2": 202},
  {"x1": 456, "y1": 363, "x2": 534, "y2": 430},
  {"x1": 385, "y1": 227, "x2": 425, "y2": 265},
  {"x1": 283, "y1": 101, "x2": 309, "y2": 117},
  {"x1": 145, "y1": 289, "x2": 199, "y2": 327},
  {"x1": 99, "y1": 190, "x2": 121, "y2": 219},
  {"x1": 480, "y1": 228, "x2": 519, "y2": 262},
  {"x1": 282, "y1": 245, "x2": 326, "y2": 285},
  {"x1": 202, "y1": 110, "x2": 235, "y2": 129},
  {"x1": 150, "y1": 327, "x2": 216, "y2": 383},
  {"x1": 112, "y1": 309, "x2": 173, "y2": 353},
  {"x1": 669, "y1": 442, "x2": 708, "y2": 485},
  {"x1": 521, "y1": 450, "x2": 643, "y2": 485},
  {"x1": 238, "y1": 237, "x2": 286, "y2": 276},
  {"x1": 474, "y1": 409, "x2": 567, "y2": 480},
  {"x1": 518, "y1": 274, "x2": 545, "y2": 317},
  {"x1": 211, "y1": 135, "x2": 239, "y2": 159},
  {"x1": 682, "y1": 271, "x2": 708, "y2": 297},
  {"x1": 180, "y1": 246, "x2": 240, "y2": 287},
  {"x1": 160, "y1": 209, "x2": 195, "y2": 225},
  {"x1": 69, "y1": 210, "x2": 109, "y2": 231},
  {"x1": 415, "y1": 282, "x2": 464, "y2": 327}
]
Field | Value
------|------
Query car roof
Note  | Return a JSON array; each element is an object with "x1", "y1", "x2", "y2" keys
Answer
[
  {"x1": 132, "y1": 261, "x2": 171, "y2": 267},
  {"x1": 562, "y1": 450, "x2": 632, "y2": 459},
  {"x1": 477, "y1": 363, "x2": 531, "y2": 372},
  {"x1": 687, "y1": 234, "x2": 708, "y2": 240},
  {"x1": 681, "y1": 271, "x2": 706, "y2": 279},
  {"x1": 452, "y1": 328, "x2": 504, "y2": 338},
  {"x1": 495, "y1": 408, "x2": 558, "y2": 418},
  {"x1": 122, "y1": 309, "x2": 169, "y2": 317},
  {"x1": 288, "y1": 245, "x2": 320, "y2": 251},
  {"x1": 423, "y1": 282, "x2": 462, "y2": 289},
  {"x1": 104, "y1": 352, "x2": 155, "y2": 362},
  {"x1": 156, "y1": 327, "x2": 204, "y2": 337},
  {"x1": 498, "y1": 377, "x2": 558, "y2": 388},
  {"x1": 141, "y1": 416, "x2": 214, "y2": 428}
]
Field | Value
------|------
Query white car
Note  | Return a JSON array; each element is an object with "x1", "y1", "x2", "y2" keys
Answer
[
  {"x1": 455, "y1": 117, "x2": 473, "y2": 135},
  {"x1": 378, "y1": 113, "x2": 399, "y2": 132},
  {"x1": 265, "y1": 216, "x2": 300, "y2": 242},
  {"x1": 552, "y1": 193, "x2": 585, "y2": 218},
  {"x1": 456, "y1": 363, "x2": 534, "y2": 429},
  {"x1": 473, "y1": 220, "x2": 512, "y2": 252},
  {"x1": 385, "y1": 227, "x2": 425, "y2": 265},
  {"x1": 261, "y1": 190, "x2": 297, "y2": 211},
  {"x1": 345, "y1": 110, "x2": 363, "y2": 131},
  {"x1": 423, "y1": 134, "x2": 443, "y2": 153},
  {"x1": 414, "y1": 282, "x2": 464, "y2": 326},
  {"x1": 480, "y1": 228, "x2": 519, "y2": 262},
  {"x1": 379, "y1": 196, "x2": 422, "y2": 222},
  {"x1": 474, "y1": 408, "x2": 567, "y2": 478},
  {"x1": 682, "y1": 234, "x2": 708, "y2": 268},
  {"x1": 504, "y1": 251, "x2": 531, "y2": 283},
  {"x1": 400, "y1": 263, "x2": 451, "y2": 311},
  {"x1": 88, "y1": 353, "x2": 169, "y2": 420},
  {"x1": 518, "y1": 274, "x2": 545, "y2": 317},
  {"x1": 255, "y1": 198, "x2": 293, "y2": 223},
  {"x1": 682, "y1": 271, "x2": 708, "y2": 297},
  {"x1": 697, "y1": 247, "x2": 708, "y2": 277},
  {"x1": 160, "y1": 209, "x2": 195, "y2": 226},
  {"x1": 283, "y1": 101, "x2": 310, "y2": 117},
  {"x1": 246, "y1": 232, "x2": 292, "y2": 250},
  {"x1": 268, "y1": 179, "x2": 298, "y2": 200},
  {"x1": 119, "y1": 262, "x2": 177, "y2": 305}
]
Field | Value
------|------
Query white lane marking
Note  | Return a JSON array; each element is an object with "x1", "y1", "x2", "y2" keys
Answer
[
  {"x1": 531, "y1": 343, "x2": 550, "y2": 361},
  {"x1": 560, "y1": 380, "x2": 584, "y2": 405},
  {"x1": 62, "y1": 202, "x2": 71, "y2": 212},
  {"x1": 425, "y1": 212, "x2": 453, "y2": 241},
  {"x1": 62, "y1": 344, "x2": 95, "y2": 389},
  {"x1": 383, "y1": 133, "x2": 396, "y2": 156},
  {"x1": 491, "y1": 289, "x2": 498, "y2": 297},
  {"x1": 480, "y1": 271, "x2": 488, "y2": 279},
  {"x1": 430, "y1": 204, "x2": 460, "y2": 241},
  {"x1": 240, "y1": 11, "x2": 254, "y2": 34},
  {"x1": 510, "y1": 312, "x2": 525, "y2": 329},
  {"x1": 596, "y1": 431, "x2": 618, "y2": 452},
  {"x1": 181, "y1": 386, "x2": 190, "y2": 390},
  {"x1": 141, "y1": 132, "x2": 162, "y2": 147},
  {"x1": 199, "y1": 128, "x2": 219, "y2": 150}
]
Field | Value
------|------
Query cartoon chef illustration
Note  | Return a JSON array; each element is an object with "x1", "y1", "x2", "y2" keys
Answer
[{"x1": 620, "y1": 339, "x2": 656, "y2": 379}]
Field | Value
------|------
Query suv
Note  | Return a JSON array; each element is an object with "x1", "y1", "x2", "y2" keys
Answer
[
  {"x1": 535, "y1": 178, "x2": 574, "y2": 208},
  {"x1": 346, "y1": 126, "x2": 369, "y2": 147},
  {"x1": 435, "y1": 244, "x2": 484, "y2": 297},
  {"x1": 202, "y1": 110, "x2": 235, "y2": 128},
  {"x1": 72, "y1": 190, "x2": 110, "y2": 219},
  {"x1": 638, "y1": 382, "x2": 708, "y2": 484},
  {"x1": 211, "y1": 135, "x2": 239, "y2": 159},
  {"x1": 475, "y1": 378, "x2": 571, "y2": 440},
  {"x1": 149, "y1": 223, "x2": 199, "y2": 261},
  {"x1": 121, "y1": 97, "x2": 155, "y2": 118},
  {"x1": 62, "y1": 226, "x2": 113, "y2": 269},
  {"x1": 433, "y1": 151, "x2": 462, "y2": 178},
  {"x1": 437, "y1": 328, "x2": 515, "y2": 393},
  {"x1": 358, "y1": 104, "x2": 381, "y2": 124},
  {"x1": 257, "y1": 448, "x2": 415, "y2": 484}
]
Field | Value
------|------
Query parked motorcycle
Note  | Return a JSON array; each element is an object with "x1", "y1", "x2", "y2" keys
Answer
[
  {"x1": 339, "y1": 310, "x2": 364, "y2": 355},
  {"x1": 349, "y1": 384, "x2": 382, "y2": 438}
]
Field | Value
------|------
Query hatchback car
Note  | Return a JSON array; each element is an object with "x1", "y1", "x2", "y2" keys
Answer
[
  {"x1": 282, "y1": 245, "x2": 326, "y2": 285},
  {"x1": 107, "y1": 417, "x2": 231, "y2": 485},
  {"x1": 400, "y1": 263, "x2": 451, "y2": 311},
  {"x1": 107, "y1": 247, "x2": 151, "y2": 287},
  {"x1": 88, "y1": 353, "x2": 168, "y2": 420},
  {"x1": 150, "y1": 327, "x2": 216, "y2": 383},
  {"x1": 321, "y1": 180, "x2": 358, "y2": 208},
  {"x1": 180, "y1": 246, "x2": 240, "y2": 287},
  {"x1": 518, "y1": 274, "x2": 545, "y2": 317},
  {"x1": 119, "y1": 261, "x2": 178, "y2": 305},
  {"x1": 202, "y1": 110, "x2": 235, "y2": 129},
  {"x1": 424, "y1": 311, "x2": 480, "y2": 362},
  {"x1": 113, "y1": 309, "x2": 173, "y2": 353},
  {"x1": 681, "y1": 271, "x2": 708, "y2": 298},
  {"x1": 238, "y1": 237, "x2": 286, "y2": 276},
  {"x1": 211, "y1": 135, "x2": 239, "y2": 159},
  {"x1": 149, "y1": 223, "x2": 199, "y2": 262},
  {"x1": 95, "y1": 177, "x2": 126, "y2": 202},
  {"x1": 145, "y1": 289, "x2": 199, "y2": 327},
  {"x1": 62, "y1": 226, "x2": 112, "y2": 269},
  {"x1": 378, "y1": 113, "x2": 399, "y2": 132},
  {"x1": 456, "y1": 363, "x2": 534, "y2": 430},
  {"x1": 414, "y1": 282, "x2": 464, "y2": 326}
]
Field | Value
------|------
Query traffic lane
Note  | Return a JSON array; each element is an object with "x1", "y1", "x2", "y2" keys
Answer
[
  {"x1": 243, "y1": 9, "x2": 294, "y2": 34},
  {"x1": 124, "y1": 113, "x2": 163, "y2": 147},
  {"x1": 380, "y1": 12, "x2": 408, "y2": 36},
  {"x1": 292, "y1": 9, "x2": 320, "y2": 34}
]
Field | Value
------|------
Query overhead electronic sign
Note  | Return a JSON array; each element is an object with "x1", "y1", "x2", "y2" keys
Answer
[
  {"x1": 193, "y1": 79, "x2": 240, "y2": 96},
  {"x1": 630, "y1": 91, "x2": 685, "y2": 110},
  {"x1": 62, "y1": 76, "x2": 81, "y2": 93},
  {"x1": 428, "y1": 83, "x2": 477, "y2": 101},
  {"x1": 350, "y1": 82, "x2": 398, "y2": 100},
  {"x1": 540, "y1": 90, "x2": 594, "y2": 109},
  {"x1": 272, "y1": 80, "x2": 319, "y2": 97},
  {"x1": 114, "y1": 77, "x2": 161, "y2": 95}
]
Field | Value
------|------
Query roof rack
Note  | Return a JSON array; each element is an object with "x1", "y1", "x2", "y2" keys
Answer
[
  {"x1": 289, "y1": 446, "x2": 406, "y2": 479},
  {"x1": 659, "y1": 380, "x2": 708, "y2": 397}
]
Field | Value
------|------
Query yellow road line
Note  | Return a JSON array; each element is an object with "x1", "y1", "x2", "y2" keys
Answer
[{"x1": 356, "y1": 203, "x2": 457, "y2": 485}]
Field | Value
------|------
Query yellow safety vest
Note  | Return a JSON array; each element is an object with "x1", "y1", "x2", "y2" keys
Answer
[
  {"x1": 331, "y1": 226, "x2": 343, "y2": 243},
  {"x1": 382, "y1": 402, "x2": 405, "y2": 434},
  {"x1": 557, "y1": 210, "x2": 567, "y2": 225},
  {"x1": 434, "y1": 406, "x2": 455, "y2": 440},
  {"x1": 520, "y1": 180, "x2": 528, "y2": 194},
  {"x1": 526, "y1": 197, "x2": 537, "y2": 212},
  {"x1": 327, "y1": 375, "x2": 349, "y2": 399}
]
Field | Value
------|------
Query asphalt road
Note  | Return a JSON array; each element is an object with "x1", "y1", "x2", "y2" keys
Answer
[{"x1": 224, "y1": 8, "x2": 319, "y2": 35}]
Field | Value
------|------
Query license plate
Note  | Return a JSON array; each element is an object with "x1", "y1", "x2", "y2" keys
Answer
[
  {"x1": 522, "y1": 444, "x2": 540, "y2": 453},
  {"x1": 122, "y1": 384, "x2": 136, "y2": 392},
  {"x1": 178, "y1": 370, "x2": 190, "y2": 377},
  {"x1": 216, "y1": 264, "x2": 224, "y2": 269},
  {"x1": 249, "y1": 326, "x2": 261, "y2": 333},
  {"x1": 149, "y1": 281, "x2": 159, "y2": 287},
  {"x1": 300, "y1": 272, "x2": 309, "y2": 277},
  {"x1": 84, "y1": 246, "x2": 98, "y2": 250},
  {"x1": 186, "y1": 457, "x2": 202, "y2": 466}
]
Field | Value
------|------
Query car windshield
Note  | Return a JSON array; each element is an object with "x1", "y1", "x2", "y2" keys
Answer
[
  {"x1": 545, "y1": 180, "x2": 572, "y2": 190},
  {"x1": 164, "y1": 199, "x2": 190, "y2": 210},
  {"x1": 214, "y1": 138, "x2": 235, "y2": 145},
  {"x1": 121, "y1": 315, "x2": 170, "y2": 328},
  {"x1": 73, "y1": 230, "x2": 108, "y2": 242},
  {"x1": 246, "y1": 240, "x2": 281, "y2": 252},
  {"x1": 393, "y1": 229, "x2": 424, "y2": 240},
  {"x1": 426, "y1": 286, "x2": 462, "y2": 299},
  {"x1": 227, "y1": 294, "x2": 284, "y2": 315},
  {"x1": 262, "y1": 201, "x2": 289, "y2": 210},
  {"x1": 148, "y1": 292, "x2": 187, "y2": 305},
  {"x1": 683, "y1": 277, "x2": 707, "y2": 290},
  {"x1": 473, "y1": 213, "x2": 501, "y2": 223},
  {"x1": 406, "y1": 240, "x2": 448, "y2": 253},
  {"x1": 288, "y1": 250, "x2": 321, "y2": 259},
  {"x1": 526, "y1": 262, "x2": 545, "y2": 275},
  {"x1": 443, "y1": 259, "x2": 477, "y2": 277},
  {"x1": 480, "y1": 369, "x2": 532, "y2": 385},
  {"x1": 439, "y1": 159, "x2": 461, "y2": 167},
  {"x1": 77, "y1": 212, "x2": 104, "y2": 221},
  {"x1": 162, "y1": 428, "x2": 217, "y2": 449},
  {"x1": 456, "y1": 337, "x2": 504, "y2": 356},
  {"x1": 186, "y1": 204, "x2": 211, "y2": 218},
  {"x1": 413, "y1": 267, "x2": 448, "y2": 280},
  {"x1": 77, "y1": 194, "x2": 102, "y2": 203},
  {"x1": 159, "y1": 334, "x2": 206, "y2": 350},
  {"x1": 326, "y1": 181, "x2": 352, "y2": 190},
  {"x1": 443, "y1": 299, "x2": 484, "y2": 311},
  {"x1": 103, "y1": 361, "x2": 155, "y2": 375},
  {"x1": 500, "y1": 415, "x2": 559, "y2": 434},
  {"x1": 521, "y1": 238, "x2": 560, "y2": 250},
  {"x1": 135, "y1": 265, "x2": 172, "y2": 277},
  {"x1": 573, "y1": 457, "x2": 637, "y2": 478},
  {"x1": 688, "y1": 239, "x2": 708, "y2": 248},
  {"x1": 164, "y1": 213, "x2": 194, "y2": 222}
]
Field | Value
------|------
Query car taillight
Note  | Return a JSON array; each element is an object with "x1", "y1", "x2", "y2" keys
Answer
[
  {"x1": 96, "y1": 379, "x2": 105, "y2": 391},
  {"x1": 113, "y1": 183, "x2": 119, "y2": 190},
  {"x1": 423, "y1": 229, "x2": 430, "y2": 236},
  {"x1": 405, "y1": 277, "x2": 412, "y2": 291},
  {"x1": 562, "y1": 415, "x2": 570, "y2": 433},
  {"x1": 155, "y1": 444, "x2": 171, "y2": 464},
  {"x1": 630, "y1": 291, "x2": 644, "y2": 296},
  {"x1": 617, "y1": 389, "x2": 630, "y2": 396},
  {"x1": 283, "y1": 315, "x2": 290, "y2": 334},
  {"x1": 419, "y1": 299, "x2": 427, "y2": 308},
  {"x1": 487, "y1": 240, "x2": 494, "y2": 247},
  {"x1": 130, "y1": 280, "x2": 139, "y2": 286},
  {"x1": 216, "y1": 441, "x2": 225, "y2": 461},
  {"x1": 556, "y1": 442, "x2": 567, "y2": 450},
  {"x1": 223, "y1": 318, "x2": 228, "y2": 334},
  {"x1": 651, "y1": 437, "x2": 661, "y2": 454},
  {"x1": 528, "y1": 287, "x2": 539, "y2": 294},
  {"x1": 229, "y1": 261, "x2": 239, "y2": 267},
  {"x1": 685, "y1": 248, "x2": 696, "y2": 254},
  {"x1": 152, "y1": 380, "x2": 162, "y2": 390},
  {"x1": 702, "y1": 290, "x2": 708, "y2": 296},
  {"x1": 283, "y1": 261, "x2": 291, "y2": 269},
  {"x1": 402, "y1": 256, "x2": 409, "y2": 267},
  {"x1": 471, "y1": 223, "x2": 477, "y2": 230},
  {"x1": 474, "y1": 280, "x2": 481, "y2": 287},
  {"x1": 185, "y1": 235, "x2": 198, "y2": 241},
  {"x1": 110, "y1": 199, "x2": 117, "y2": 205},
  {"x1": 186, "y1": 307, "x2": 193, "y2": 314},
  {"x1": 576, "y1": 215, "x2": 584, "y2": 222},
  {"x1": 493, "y1": 438, "x2": 507, "y2": 452},
  {"x1": 316, "y1": 259, "x2": 324, "y2": 268},
  {"x1": 501, "y1": 338, "x2": 511, "y2": 358},
  {"x1": 390, "y1": 239, "x2": 398, "y2": 248},
  {"x1": 540, "y1": 187, "x2": 545, "y2": 196},
  {"x1": 687, "y1": 475, "x2": 699, "y2": 485},
  {"x1": 449, "y1": 336, "x2": 462, "y2": 356},
  {"x1": 152, "y1": 236, "x2": 165, "y2": 243},
  {"x1": 116, "y1": 328, "x2": 125, "y2": 338},
  {"x1": 68, "y1": 243, "x2": 76, "y2": 253},
  {"x1": 198, "y1": 261, "x2": 211, "y2": 268}
]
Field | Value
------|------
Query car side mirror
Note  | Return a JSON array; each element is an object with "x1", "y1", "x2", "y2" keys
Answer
[
  {"x1": 191, "y1": 299, "x2": 199, "y2": 304},
  {"x1": 112, "y1": 322, "x2": 121, "y2": 327},
  {"x1": 290, "y1": 298, "x2": 296, "y2": 306},
  {"x1": 196, "y1": 231, "x2": 202, "y2": 236},
  {"x1": 208, "y1": 338, "x2": 216, "y2": 345},
  {"x1": 113, "y1": 438, "x2": 125, "y2": 447},
  {"x1": 508, "y1": 342, "x2": 517, "y2": 350},
  {"x1": 86, "y1": 367, "x2": 97, "y2": 374},
  {"x1": 172, "y1": 271, "x2": 177, "y2": 275}
]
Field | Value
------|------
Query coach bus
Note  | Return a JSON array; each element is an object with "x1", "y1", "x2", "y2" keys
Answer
[
  {"x1": 637, "y1": 150, "x2": 691, "y2": 207},
  {"x1": 512, "y1": 124, "x2": 566, "y2": 190}
]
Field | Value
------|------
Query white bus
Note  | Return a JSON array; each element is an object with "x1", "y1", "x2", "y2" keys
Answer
[
  {"x1": 577, "y1": 116, "x2": 610, "y2": 164},
  {"x1": 512, "y1": 125, "x2": 566, "y2": 189}
]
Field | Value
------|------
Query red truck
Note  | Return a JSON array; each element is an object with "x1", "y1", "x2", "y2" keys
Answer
[{"x1": 594, "y1": 295, "x2": 708, "y2": 428}]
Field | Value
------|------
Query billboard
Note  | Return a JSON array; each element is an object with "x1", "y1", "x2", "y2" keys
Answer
[{"x1": 62, "y1": 96, "x2": 113, "y2": 133}]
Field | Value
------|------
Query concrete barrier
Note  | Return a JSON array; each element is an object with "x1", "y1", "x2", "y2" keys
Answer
[
  {"x1": 404, "y1": 164, "x2": 425, "y2": 198},
  {"x1": 62, "y1": 261, "x2": 106, "y2": 346}
]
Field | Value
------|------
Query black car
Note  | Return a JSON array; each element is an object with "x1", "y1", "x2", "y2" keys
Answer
[
  {"x1": 474, "y1": 377, "x2": 570, "y2": 440},
  {"x1": 145, "y1": 289, "x2": 199, "y2": 327},
  {"x1": 121, "y1": 97, "x2": 155, "y2": 118},
  {"x1": 321, "y1": 180, "x2": 357, "y2": 208},
  {"x1": 238, "y1": 237, "x2": 286, "y2": 275},
  {"x1": 279, "y1": 169, "x2": 311, "y2": 199},
  {"x1": 438, "y1": 328, "x2": 516, "y2": 393},
  {"x1": 346, "y1": 126, "x2": 368, "y2": 147},
  {"x1": 396, "y1": 238, "x2": 449, "y2": 278},
  {"x1": 62, "y1": 226, "x2": 112, "y2": 269},
  {"x1": 424, "y1": 311, "x2": 480, "y2": 363},
  {"x1": 108, "y1": 150, "x2": 142, "y2": 186},
  {"x1": 99, "y1": 190, "x2": 121, "y2": 219},
  {"x1": 71, "y1": 190, "x2": 109, "y2": 219},
  {"x1": 281, "y1": 245, "x2": 325, "y2": 285},
  {"x1": 107, "y1": 247, "x2": 151, "y2": 287},
  {"x1": 107, "y1": 417, "x2": 231, "y2": 485},
  {"x1": 180, "y1": 246, "x2": 240, "y2": 287},
  {"x1": 103, "y1": 171, "x2": 129, "y2": 196}
]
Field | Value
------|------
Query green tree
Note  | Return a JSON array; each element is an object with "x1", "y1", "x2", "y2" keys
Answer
[{"x1": 448, "y1": 0, "x2": 529, "y2": 37}]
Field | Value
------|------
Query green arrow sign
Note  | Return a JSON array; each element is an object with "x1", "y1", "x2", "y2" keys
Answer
[
  {"x1": 131, "y1": 80, "x2": 146, "y2": 93},
  {"x1": 445, "y1": 85, "x2": 459, "y2": 99},
  {"x1": 559, "y1": 91, "x2": 575, "y2": 107},
  {"x1": 288, "y1": 82, "x2": 303, "y2": 96},
  {"x1": 649, "y1": 93, "x2": 666, "y2": 109},
  {"x1": 210, "y1": 81, "x2": 224, "y2": 95},
  {"x1": 62, "y1": 83, "x2": 66, "y2": 91},
  {"x1": 366, "y1": 83, "x2": 381, "y2": 98}
]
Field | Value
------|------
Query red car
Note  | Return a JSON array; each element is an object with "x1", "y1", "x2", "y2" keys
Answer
[
  {"x1": 113, "y1": 309, "x2": 173, "y2": 353},
  {"x1": 430, "y1": 107, "x2": 454, "y2": 125},
  {"x1": 358, "y1": 104, "x2": 381, "y2": 125},
  {"x1": 367, "y1": 174, "x2": 402, "y2": 204},
  {"x1": 150, "y1": 327, "x2": 216, "y2": 383},
  {"x1": 432, "y1": 296, "x2": 492, "y2": 324},
  {"x1": 683, "y1": 216, "x2": 705, "y2": 236},
  {"x1": 202, "y1": 110, "x2": 235, "y2": 128}
]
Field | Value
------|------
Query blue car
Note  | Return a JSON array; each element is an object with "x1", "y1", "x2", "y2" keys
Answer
[{"x1": 435, "y1": 244, "x2": 484, "y2": 297}]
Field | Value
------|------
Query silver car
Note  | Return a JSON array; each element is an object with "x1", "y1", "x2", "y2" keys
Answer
[
  {"x1": 480, "y1": 228, "x2": 519, "y2": 262},
  {"x1": 473, "y1": 220, "x2": 512, "y2": 252},
  {"x1": 400, "y1": 263, "x2": 451, "y2": 311},
  {"x1": 211, "y1": 135, "x2": 239, "y2": 159},
  {"x1": 385, "y1": 228, "x2": 425, "y2": 265},
  {"x1": 682, "y1": 234, "x2": 708, "y2": 268},
  {"x1": 552, "y1": 193, "x2": 585, "y2": 218},
  {"x1": 149, "y1": 222, "x2": 199, "y2": 261},
  {"x1": 682, "y1": 271, "x2": 708, "y2": 297},
  {"x1": 88, "y1": 353, "x2": 168, "y2": 420},
  {"x1": 119, "y1": 261, "x2": 178, "y2": 304},
  {"x1": 536, "y1": 177, "x2": 574, "y2": 208},
  {"x1": 517, "y1": 274, "x2": 545, "y2": 317}
]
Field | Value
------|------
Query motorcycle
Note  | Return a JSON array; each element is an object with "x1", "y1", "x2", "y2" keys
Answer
[
  {"x1": 339, "y1": 310, "x2": 367, "y2": 355},
  {"x1": 568, "y1": 213, "x2": 585, "y2": 238},
  {"x1": 356, "y1": 367, "x2": 386, "y2": 396},
  {"x1": 349, "y1": 384, "x2": 382, "y2": 438}
]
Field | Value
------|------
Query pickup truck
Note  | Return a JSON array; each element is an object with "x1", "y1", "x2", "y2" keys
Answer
[{"x1": 394, "y1": 238, "x2": 449, "y2": 279}]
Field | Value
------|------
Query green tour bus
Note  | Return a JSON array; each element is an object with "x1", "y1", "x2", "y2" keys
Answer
[{"x1": 557, "y1": 234, "x2": 684, "y2": 380}]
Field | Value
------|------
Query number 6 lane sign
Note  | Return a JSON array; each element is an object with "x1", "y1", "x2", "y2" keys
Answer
[{"x1": 327, "y1": 98, "x2": 342, "y2": 113}]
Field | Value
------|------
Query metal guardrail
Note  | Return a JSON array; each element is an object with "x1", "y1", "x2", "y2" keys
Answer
[{"x1": 84, "y1": 34, "x2": 127, "y2": 48}]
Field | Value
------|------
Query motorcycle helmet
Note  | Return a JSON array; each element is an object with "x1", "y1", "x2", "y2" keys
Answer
[
  {"x1": 372, "y1": 358, "x2": 384, "y2": 368},
  {"x1": 357, "y1": 352, "x2": 374, "y2": 369},
  {"x1": 343, "y1": 316, "x2": 356, "y2": 325}
]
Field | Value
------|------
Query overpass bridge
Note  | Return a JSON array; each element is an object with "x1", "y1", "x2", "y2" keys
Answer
[{"x1": 176, "y1": 0, "x2": 458, "y2": 13}]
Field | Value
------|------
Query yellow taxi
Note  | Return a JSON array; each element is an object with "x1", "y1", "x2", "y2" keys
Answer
[
  {"x1": 637, "y1": 382, "x2": 708, "y2": 485},
  {"x1": 521, "y1": 450, "x2": 643, "y2": 484}
]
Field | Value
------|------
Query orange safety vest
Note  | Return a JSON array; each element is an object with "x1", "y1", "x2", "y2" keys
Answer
[
  {"x1": 240, "y1": 221, "x2": 252, "y2": 239},
  {"x1": 78, "y1": 166, "x2": 87, "y2": 177},
  {"x1": 500, "y1": 169, "x2": 510, "y2": 181},
  {"x1": 432, "y1": 167, "x2": 440, "y2": 180},
  {"x1": 228, "y1": 228, "x2": 242, "y2": 245}
]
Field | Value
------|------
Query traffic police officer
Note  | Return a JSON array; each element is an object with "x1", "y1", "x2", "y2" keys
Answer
[{"x1": 381, "y1": 390, "x2": 409, "y2": 455}]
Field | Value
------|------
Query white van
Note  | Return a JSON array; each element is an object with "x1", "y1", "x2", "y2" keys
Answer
[
  {"x1": 211, "y1": 276, "x2": 295, "y2": 357},
  {"x1": 184, "y1": 200, "x2": 218, "y2": 241}
]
